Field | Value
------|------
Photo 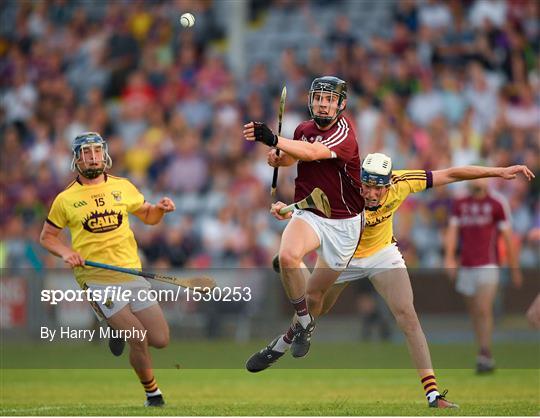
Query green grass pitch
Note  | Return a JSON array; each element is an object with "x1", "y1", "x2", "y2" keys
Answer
[{"x1": 1, "y1": 342, "x2": 538, "y2": 416}]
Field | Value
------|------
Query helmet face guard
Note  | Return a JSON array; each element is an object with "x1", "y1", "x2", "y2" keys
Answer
[
  {"x1": 308, "y1": 76, "x2": 347, "y2": 128},
  {"x1": 70, "y1": 132, "x2": 112, "y2": 179}
]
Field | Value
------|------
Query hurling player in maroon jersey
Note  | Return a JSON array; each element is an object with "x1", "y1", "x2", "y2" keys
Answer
[
  {"x1": 242, "y1": 76, "x2": 365, "y2": 372},
  {"x1": 445, "y1": 179, "x2": 523, "y2": 373}
]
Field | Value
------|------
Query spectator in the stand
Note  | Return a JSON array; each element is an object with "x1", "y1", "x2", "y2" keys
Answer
[
  {"x1": 394, "y1": 0, "x2": 419, "y2": 33},
  {"x1": 327, "y1": 15, "x2": 356, "y2": 50},
  {"x1": 464, "y1": 62, "x2": 499, "y2": 134},
  {"x1": 418, "y1": 0, "x2": 452, "y2": 32},
  {"x1": 105, "y1": 17, "x2": 139, "y2": 98},
  {"x1": 469, "y1": 0, "x2": 507, "y2": 30},
  {"x1": 2, "y1": 72, "x2": 37, "y2": 124},
  {"x1": 408, "y1": 73, "x2": 444, "y2": 127},
  {"x1": 164, "y1": 130, "x2": 209, "y2": 194}
]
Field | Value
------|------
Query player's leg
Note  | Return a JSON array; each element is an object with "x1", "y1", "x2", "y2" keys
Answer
[
  {"x1": 289, "y1": 257, "x2": 343, "y2": 358},
  {"x1": 279, "y1": 217, "x2": 320, "y2": 326},
  {"x1": 320, "y1": 282, "x2": 349, "y2": 316},
  {"x1": 458, "y1": 267, "x2": 498, "y2": 372},
  {"x1": 292, "y1": 214, "x2": 364, "y2": 358},
  {"x1": 107, "y1": 306, "x2": 165, "y2": 407},
  {"x1": 305, "y1": 256, "x2": 344, "y2": 318},
  {"x1": 470, "y1": 281, "x2": 498, "y2": 373},
  {"x1": 246, "y1": 218, "x2": 319, "y2": 372},
  {"x1": 370, "y1": 268, "x2": 432, "y2": 373},
  {"x1": 272, "y1": 256, "x2": 347, "y2": 318},
  {"x1": 133, "y1": 304, "x2": 170, "y2": 349},
  {"x1": 370, "y1": 268, "x2": 457, "y2": 408}
]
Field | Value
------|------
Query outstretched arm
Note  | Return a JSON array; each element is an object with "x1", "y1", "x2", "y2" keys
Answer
[
  {"x1": 243, "y1": 122, "x2": 333, "y2": 162},
  {"x1": 432, "y1": 165, "x2": 534, "y2": 187}
]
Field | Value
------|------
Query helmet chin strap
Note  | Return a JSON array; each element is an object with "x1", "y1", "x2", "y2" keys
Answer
[{"x1": 314, "y1": 116, "x2": 334, "y2": 127}]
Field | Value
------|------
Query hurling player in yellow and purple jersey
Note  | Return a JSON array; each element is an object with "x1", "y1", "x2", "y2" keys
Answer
[
  {"x1": 39, "y1": 132, "x2": 176, "y2": 407},
  {"x1": 322, "y1": 153, "x2": 532, "y2": 408}
]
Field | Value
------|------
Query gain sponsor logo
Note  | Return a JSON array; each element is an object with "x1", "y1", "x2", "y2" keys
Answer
[
  {"x1": 74, "y1": 200, "x2": 87, "y2": 208},
  {"x1": 82, "y1": 210, "x2": 123, "y2": 233}
]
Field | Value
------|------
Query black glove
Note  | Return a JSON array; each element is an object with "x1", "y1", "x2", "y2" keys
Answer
[{"x1": 253, "y1": 122, "x2": 278, "y2": 147}]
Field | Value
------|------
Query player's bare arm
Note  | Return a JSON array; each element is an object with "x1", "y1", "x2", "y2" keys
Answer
[
  {"x1": 432, "y1": 165, "x2": 534, "y2": 187},
  {"x1": 267, "y1": 148, "x2": 297, "y2": 167},
  {"x1": 243, "y1": 122, "x2": 333, "y2": 161},
  {"x1": 39, "y1": 222, "x2": 85, "y2": 267},
  {"x1": 133, "y1": 197, "x2": 176, "y2": 225}
]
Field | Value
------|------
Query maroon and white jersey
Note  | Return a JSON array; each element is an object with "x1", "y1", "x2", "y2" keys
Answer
[
  {"x1": 293, "y1": 115, "x2": 364, "y2": 219},
  {"x1": 450, "y1": 193, "x2": 511, "y2": 267}
]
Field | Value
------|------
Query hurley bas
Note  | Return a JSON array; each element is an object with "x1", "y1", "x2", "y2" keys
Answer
[{"x1": 40, "y1": 326, "x2": 147, "y2": 342}]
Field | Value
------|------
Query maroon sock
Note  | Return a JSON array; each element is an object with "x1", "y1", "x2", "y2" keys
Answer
[
  {"x1": 283, "y1": 326, "x2": 295, "y2": 344},
  {"x1": 290, "y1": 295, "x2": 308, "y2": 317}
]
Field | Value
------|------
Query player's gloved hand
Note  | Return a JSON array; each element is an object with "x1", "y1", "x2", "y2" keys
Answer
[{"x1": 253, "y1": 122, "x2": 278, "y2": 147}]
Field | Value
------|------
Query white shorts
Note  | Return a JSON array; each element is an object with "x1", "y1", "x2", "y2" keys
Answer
[
  {"x1": 293, "y1": 209, "x2": 364, "y2": 271},
  {"x1": 83, "y1": 278, "x2": 158, "y2": 321},
  {"x1": 336, "y1": 243, "x2": 407, "y2": 283},
  {"x1": 456, "y1": 265, "x2": 500, "y2": 296}
]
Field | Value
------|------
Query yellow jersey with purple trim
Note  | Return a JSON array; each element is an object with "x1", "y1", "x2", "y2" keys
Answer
[
  {"x1": 46, "y1": 174, "x2": 144, "y2": 284},
  {"x1": 354, "y1": 170, "x2": 433, "y2": 258}
]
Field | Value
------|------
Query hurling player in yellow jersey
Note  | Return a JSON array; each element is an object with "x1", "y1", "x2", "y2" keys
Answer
[
  {"x1": 39, "y1": 132, "x2": 176, "y2": 407},
  {"x1": 315, "y1": 153, "x2": 533, "y2": 408},
  {"x1": 272, "y1": 153, "x2": 533, "y2": 408}
]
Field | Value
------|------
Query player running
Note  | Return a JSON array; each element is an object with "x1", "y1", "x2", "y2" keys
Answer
[
  {"x1": 242, "y1": 76, "x2": 365, "y2": 372},
  {"x1": 444, "y1": 178, "x2": 524, "y2": 373},
  {"x1": 39, "y1": 132, "x2": 176, "y2": 407},
  {"x1": 268, "y1": 152, "x2": 534, "y2": 408}
]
